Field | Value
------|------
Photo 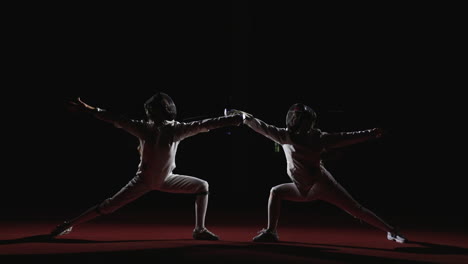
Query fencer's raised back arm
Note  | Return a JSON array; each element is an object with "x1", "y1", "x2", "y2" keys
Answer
[
  {"x1": 92, "y1": 108, "x2": 147, "y2": 138},
  {"x1": 68, "y1": 98, "x2": 148, "y2": 138},
  {"x1": 173, "y1": 114, "x2": 243, "y2": 141},
  {"x1": 244, "y1": 117, "x2": 288, "y2": 144},
  {"x1": 320, "y1": 128, "x2": 380, "y2": 149}
]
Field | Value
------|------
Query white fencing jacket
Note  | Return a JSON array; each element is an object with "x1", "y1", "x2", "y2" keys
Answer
[
  {"x1": 94, "y1": 110, "x2": 243, "y2": 187},
  {"x1": 245, "y1": 117, "x2": 380, "y2": 193}
]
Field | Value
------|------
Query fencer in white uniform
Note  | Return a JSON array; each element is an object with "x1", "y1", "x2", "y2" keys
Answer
[
  {"x1": 227, "y1": 104, "x2": 407, "y2": 243},
  {"x1": 50, "y1": 92, "x2": 244, "y2": 240}
]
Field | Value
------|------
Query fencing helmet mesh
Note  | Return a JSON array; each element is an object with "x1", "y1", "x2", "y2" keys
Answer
[
  {"x1": 144, "y1": 92, "x2": 177, "y2": 121},
  {"x1": 286, "y1": 103, "x2": 317, "y2": 133}
]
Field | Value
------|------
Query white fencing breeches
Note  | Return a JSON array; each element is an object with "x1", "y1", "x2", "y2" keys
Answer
[
  {"x1": 270, "y1": 169, "x2": 393, "y2": 232},
  {"x1": 98, "y1": 174, "x2": 209, "y2": 214}
]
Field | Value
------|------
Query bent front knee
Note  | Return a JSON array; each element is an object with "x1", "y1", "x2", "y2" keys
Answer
[
  {"x1": 196, "y1": 180, "x2": 209, "y2": 195},
  {"x1": 270, "y1": 186, "x2": 280, "y2": 197}
]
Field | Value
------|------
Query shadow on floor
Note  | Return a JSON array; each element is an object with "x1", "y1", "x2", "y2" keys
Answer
[{"x1": 0, "y1": 234, "x2": 437, "y2": 264}]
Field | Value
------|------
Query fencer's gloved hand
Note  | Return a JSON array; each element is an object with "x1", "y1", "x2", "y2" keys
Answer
[
  {"x1": 67, "y1": 97, "x2": 101, "y2": 114},
  {"x1": 224, "y1": 109, "x2": 253, "y2": 122}
]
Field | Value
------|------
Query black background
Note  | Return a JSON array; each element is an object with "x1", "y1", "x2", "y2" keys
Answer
[{"x1": 2, "y1": 2, "x2": 465, "y2": 226}]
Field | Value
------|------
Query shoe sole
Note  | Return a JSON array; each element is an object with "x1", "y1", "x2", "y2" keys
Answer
[
  {"x1": 52, "y1": 226, "x2": 73, "y2": 237},
  {"x1": 59, "y1": 227, "x2": 73, "y2": 236},
  {"x1": 388, "y1": 237, "x2": 406, "y2": 243}
]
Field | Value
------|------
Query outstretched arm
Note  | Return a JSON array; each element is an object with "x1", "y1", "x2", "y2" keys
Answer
[
  {"x1": 67, "y1": 98, "x2": 147, "y2": 138},
  {"x1": 226, "y1": 109, "x2": 288, "y2": 144},
  {"x1": 173, "y1": 114, "x2": 244, "y2": 141},
  {"x1": 320, "y1": 128, "x2": 384, "y2": 149}
]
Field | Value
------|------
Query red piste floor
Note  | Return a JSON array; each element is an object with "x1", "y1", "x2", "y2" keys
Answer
[{"x1": 1, "y1": 210, "x2": 467, "y2": 264}]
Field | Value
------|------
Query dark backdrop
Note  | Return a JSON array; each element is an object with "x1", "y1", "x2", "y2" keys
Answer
[{"x1": 2, "y1": 2, "x2": 465, "y2": 226}]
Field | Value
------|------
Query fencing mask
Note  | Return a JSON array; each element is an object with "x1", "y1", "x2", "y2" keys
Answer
[
  {"x1": 144, "y1": 92, "x2": 177, "y2": 122},
  {"x1": 286, "y1": 103, "x2": 317, "y2": 134}
]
